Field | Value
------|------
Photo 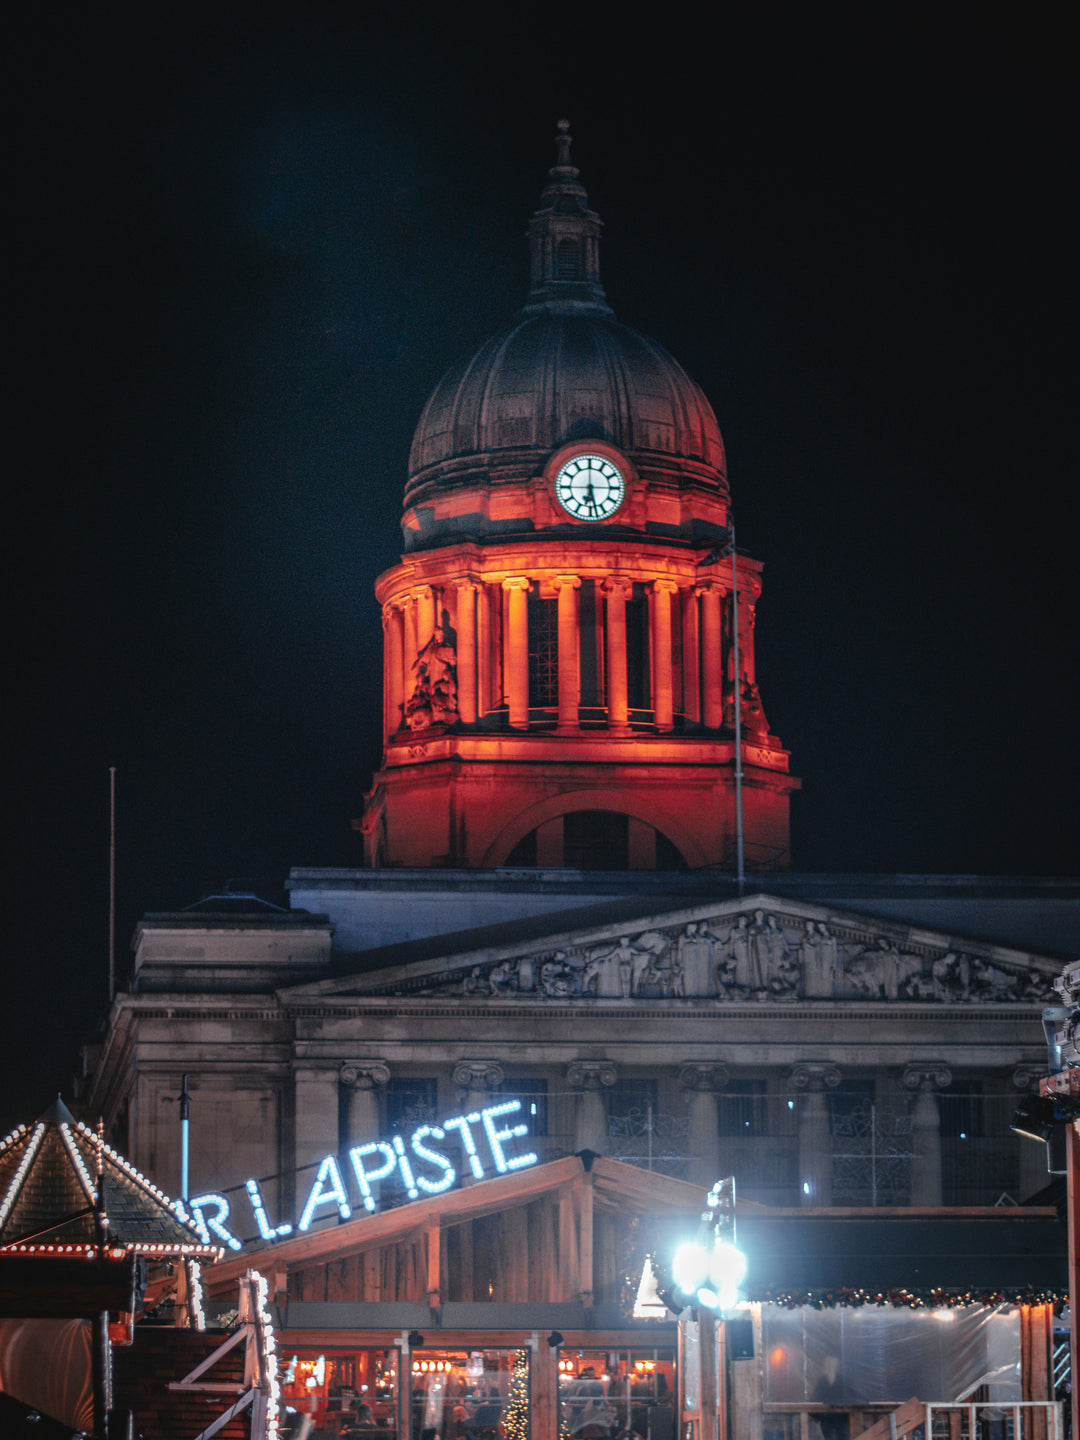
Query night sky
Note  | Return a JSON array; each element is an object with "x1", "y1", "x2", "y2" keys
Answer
[{"x1": 8, "y1": 6, "x2": 1076, "y2": 1129}]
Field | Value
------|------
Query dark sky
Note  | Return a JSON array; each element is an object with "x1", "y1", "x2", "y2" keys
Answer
[{"x1": 7, "y1": 5, "x2": 1076, "y2": 1128}]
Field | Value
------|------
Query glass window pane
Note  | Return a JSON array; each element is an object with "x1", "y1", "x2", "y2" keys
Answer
[
  {"x1": 280, "y1": 1347, "x2": 398, "y2": 1438},
  {"x1": 411, "y1": 1347, "x2": 530, "y2": 1440}
]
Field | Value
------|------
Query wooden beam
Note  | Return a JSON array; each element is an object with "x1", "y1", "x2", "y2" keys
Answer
[
  {"x1": 558, "y1": 1184, "x2": 578, "y2": 1303},
  {"x1": 425, "y1": 1216, "x2": 441, "y2": 1308},
  {"x1": 577, "y1": 1170, "x2": 594, "y2": 1307}
]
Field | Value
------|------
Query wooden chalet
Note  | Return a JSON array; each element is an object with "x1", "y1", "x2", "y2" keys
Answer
[
  {"x1": 202, "y1": 1153, "x2": 1068, "y2": 1440},
  {"x1": 0, "y1": 1101, "x2": 278, "y2": 1439}
]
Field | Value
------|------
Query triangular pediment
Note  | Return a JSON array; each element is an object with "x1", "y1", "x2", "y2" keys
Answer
[{"x1": 281, "y1": 893, "x2": 1059, "y2": 1007}]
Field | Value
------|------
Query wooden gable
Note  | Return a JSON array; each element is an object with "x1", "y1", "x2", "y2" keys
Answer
[{"x1": 204, "y1": 1154, "x2": 704, "y2": 1310}]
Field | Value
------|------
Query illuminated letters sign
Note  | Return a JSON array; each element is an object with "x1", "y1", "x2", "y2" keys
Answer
[{"x1": 179, "y1": 1100, "x2": 536, "y2": 1250}]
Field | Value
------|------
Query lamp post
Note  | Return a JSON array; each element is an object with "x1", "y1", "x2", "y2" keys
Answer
[{"x1": 668, "y1": 1179, "x2": 747, "y2": 1440}]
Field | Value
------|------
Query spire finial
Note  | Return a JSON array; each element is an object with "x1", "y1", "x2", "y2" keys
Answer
[
  {"x1": 554, "y1": 118, "x2": 576, "y2": 174},
  {"x1": 522, "y1": 121, "x2": 613, "y2": 318}
]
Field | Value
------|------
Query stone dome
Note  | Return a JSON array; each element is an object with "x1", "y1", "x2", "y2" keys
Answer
[
  {"x1": 404, "y1": 122, "x2": 726, "y2": 508},
  {"x1": 406, "y1": 313, "x2": 726, "y2": 490}
]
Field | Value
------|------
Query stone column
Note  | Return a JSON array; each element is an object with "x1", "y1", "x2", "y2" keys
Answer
[
  {"x1": 452, "y1": 1059, "x2": 506, "y2": 1113},
  {"x1": 681, "y1": 588, "x2": 701, "y2": 723},
  {"x1": 700, "y1": 584, "x2": 725, "y2": 729},
  {"x1": 602, "y1": 577, "x2": 631, "y2": 733},
  {"x1": 567, "y1": 1061, "x2": 617, "y2": 1155},
  {"x1": 502, "y1": 578, "x2": 531, "y2": 729},
  {"x1": 454, "y1": 580, "x2": 479, "y2": 724},
  {"x1": 650, "y1": 580, "x2": 679, "y2": 732},
  {"x1": 477, "y1": 583, "x2": 492, "y2": 717},
  {"x1": 453, "y1": 1060, "x2": 505, "y2": 1183},
  {"x1": 791, "y1": 1063, "x2": 841, "y2": 1207},
  {"x1": 383, "y1": 604, "x2": 405, "y2": 740},
  {"x1": 415, "y1": 585, "x2": 437, "y2": 650},
  {"x1": 340, "y1": 1060, "x2": 391, "y2": 1148},
  {"x1": 900, "y1": 1064, "x2": 951, "y2": 1206},
  {"x1": 293, "y1": 1065, "x2": 341, "y2": 1177},
  {"x1": 679, "y1": 1063, "x2": 728, "y2": 1187},
  {"x1": 554, "y1": 575, "x2": 582, "y2": 732}
]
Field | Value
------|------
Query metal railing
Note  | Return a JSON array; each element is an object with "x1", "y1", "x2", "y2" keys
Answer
[
  {"x1": 763, "y1": 1402, "x2": 1063, "y2": 1440},
  {"x1": 925, "y1": 1402, "x2": 1062, "y2": 1440}
]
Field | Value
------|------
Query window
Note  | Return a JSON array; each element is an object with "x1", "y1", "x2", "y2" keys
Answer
[
  {"x1": 559, "y1": 1347, "x2": 675, "y2": 1440},
  {"x1": 281, "y1": 1347, "x2": 398, "y2": 1436},
  {"x1": 527, "y1": 591, "x2": 558, "y2": 707},
  {"x1": 564, "y1": 811, "x2": 629, "y2": 869},
  {"x1": 412, "y1": 1347, "x2": 529, "y2": 1440},
  {"x1": 719, "y1": 1080, "x2": 768, "y2": 1137},
  {"x1": 386, "y1": 1079, "x2": 438, "y2": 1131},
  {"x1": 941, "y1": 1081, "x2": 989, "y2": 1140},
  {"x1": 498, "y1": 1078, "x2": 548, "y2": 1136},
  {"x1": 609, "y1": 1079, "x2": 659, "y2": 1124}
]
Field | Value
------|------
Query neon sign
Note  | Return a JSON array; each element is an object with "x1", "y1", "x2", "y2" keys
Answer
[{"x1": 179, "y1": 1100, "x2": 536, "y2": 1250}]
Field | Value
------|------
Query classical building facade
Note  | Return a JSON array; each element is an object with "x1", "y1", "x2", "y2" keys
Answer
[{"x1": 83, "y1": 125, "x2": 1074, "y2": 1262}]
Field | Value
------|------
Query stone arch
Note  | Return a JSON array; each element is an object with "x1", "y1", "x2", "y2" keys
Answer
[{"x1": 481, "y1": 788, "x2": 708, "y2": 870}]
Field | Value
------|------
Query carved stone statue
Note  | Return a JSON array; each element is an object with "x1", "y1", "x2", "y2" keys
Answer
[
  {"x1": 677, "y1": 921, "x2": 715, "y2": 997},
  {"x1": 800, "y1": 920, "x2": 838, "y2": 999},
  {"x1": 405, "y1": 627, "x2": 458, "y2": 729},
  {"x1": 539, "y1": 952, "x2": 580, "y2": 997}
]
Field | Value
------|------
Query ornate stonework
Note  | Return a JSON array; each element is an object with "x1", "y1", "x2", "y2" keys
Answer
[
  {"x1": 900, "y1": 1063, "x2": 952, "y2": 1093},
  {"x1": 790, "y1": 1062, "x2": 842, "y2": 1092},
  {"x1": 567, "y1": 1061, "x2": 617, "y2": 1091},
  {"x1": 339, "y1": 1060, "x2": 391, "y2": 1090},
  {"x1": 451, "y1": 1060, "x2": 505, "y2": 1091},
  {"x1": 382, "y1": 904, "x2": 1058, "y2": 1006}
]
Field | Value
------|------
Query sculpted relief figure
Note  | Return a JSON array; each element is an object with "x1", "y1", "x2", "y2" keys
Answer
[
  {"x1": 405, "y1": 627, "x2": 458, "y2": 729},
  {"x1": 678, "y1": 922, "x2": 716, "y2": 996},
  {"x1": 800, "y1": 920, "x2": 839, "y2": 998},
  {"x1": 844, "y1": 936, "x2": 921, "y2": 999}
]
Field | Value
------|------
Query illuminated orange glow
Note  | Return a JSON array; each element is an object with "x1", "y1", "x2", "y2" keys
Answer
[{"x1": 364, "y1": 488, "x2": 797, "y2": 871}]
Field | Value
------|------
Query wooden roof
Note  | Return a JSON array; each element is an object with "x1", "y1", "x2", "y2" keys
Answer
[{"x1": 0, "y1": 1100, "x2": 219, "y2": 1259}]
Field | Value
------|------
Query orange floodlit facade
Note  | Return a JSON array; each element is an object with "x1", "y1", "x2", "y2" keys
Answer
[{"x1": 360, "y1": 124, "x2": 797, "y2": 871}]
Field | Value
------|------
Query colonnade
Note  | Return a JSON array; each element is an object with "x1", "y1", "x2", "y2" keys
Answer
[
  {"x1": 382, "y1": 572, "x2": 759, "y2": 740},
  {"x1": 292, "y1": 1056, "x2": 1032, "y2": 1208}
]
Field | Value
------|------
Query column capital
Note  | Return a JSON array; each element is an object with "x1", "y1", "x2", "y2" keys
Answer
[
  {"x1": 502, "y1": 576, "x2": 531, "y2": 592},
  {"x1": 567, "y1": 1060, "x2": 617, "y2": 1091},
  {"x1": 900, "y1": 1062, "x2": 952, "y2": 1092},
  {"x1": 410, "y1": 583, "x2": 435, "y2": 601},
  {"x1": 600, "y1": 576, "x2": 633, "y2": 598},
  {"x1": 650, "y1": 578, "x2": 680, "y2": 595},
  {"x1": 553, "y1": 574, "x2": 582, "y2": 591},
  {"x1": 1011, "y1": 1065, "x2": 1041, "y2": 1092},
  {"x1": 790, "y1": 1062, "x2": 842, "y2": 1093},
  {"x1": 452, "y1": 1059, "x2": 505, "y2": 1091},
  {"x1": 678, "y1": 1063, "x2": 729, "y2": 1093},
  {"x1": 453, "y1": 577, "x2": 481, "y2": 594},
  {"x1": 339, "y1": 1060, "x2": 391, "y2": 1091},
  {"x1": 695, "y1": 580, "x2": 729, "y2": 598}
]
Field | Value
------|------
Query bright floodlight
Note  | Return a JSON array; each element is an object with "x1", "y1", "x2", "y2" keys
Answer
[
  {"x1": 672, "y1": 1240, "x2": 710, "y2": 1292},
  {"x1": 708, "y1": 1238, "x2": 747, "y2": 1308}
]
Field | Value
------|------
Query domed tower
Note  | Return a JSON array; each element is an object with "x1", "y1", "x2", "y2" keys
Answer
[{"x1": 360, "y1": 124, "x2": 798, "y2": 870}]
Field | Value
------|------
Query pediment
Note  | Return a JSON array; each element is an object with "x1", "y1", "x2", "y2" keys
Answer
[{"x1": 281, "y1": 893, "x2": 1060, "y2": 1008}]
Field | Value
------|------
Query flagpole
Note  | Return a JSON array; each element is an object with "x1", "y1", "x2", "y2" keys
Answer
[{"x1": 729, "y1": 519, "x2": 745, "y2": 893}]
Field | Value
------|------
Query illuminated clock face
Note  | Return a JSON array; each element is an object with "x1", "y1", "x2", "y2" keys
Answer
[{"x1": 554, "y1": 454, "x2": 626, "y2": 520}]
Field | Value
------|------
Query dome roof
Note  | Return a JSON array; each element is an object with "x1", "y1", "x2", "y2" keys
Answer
[
  {"x1": 407, "y1": 313, "x2": 725, "y2": 487},
  {"x1": 405, "y1": 123, "x2": 726, "y2": 504}
]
